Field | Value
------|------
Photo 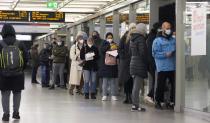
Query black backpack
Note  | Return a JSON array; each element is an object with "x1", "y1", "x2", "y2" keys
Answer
[{"x1": 0, "y1": 41, "x2": 24, "y2": 76}]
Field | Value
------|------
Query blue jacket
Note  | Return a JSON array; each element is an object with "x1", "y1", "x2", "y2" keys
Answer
[{"x1": 152, "y1": 36, "x2": 176, "y2": 72}]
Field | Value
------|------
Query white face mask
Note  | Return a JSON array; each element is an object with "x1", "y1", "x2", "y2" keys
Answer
[
  {"x1": 57, "y1": 42, "x2": 62, "y2": 46},
  {"x1": 88, "y1": 44, "x2": 93, "y2": 47},
  {"x1": 107, "y1": 39, "x2": 113, "y2": 43},
  {"x1": 79, "y1": 39, "x2": 84, "y2": 44},
  {"x1": 165, "y1": 29, "x2": 171, "y2": 35}
]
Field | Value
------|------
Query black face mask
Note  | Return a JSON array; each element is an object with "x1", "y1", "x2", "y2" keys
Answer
[{"x1": 92, "y1": 35, "x2": 98, "y2": 40}]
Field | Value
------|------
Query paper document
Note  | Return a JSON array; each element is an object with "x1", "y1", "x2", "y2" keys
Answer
[
  {"x1": 106, "y1": 50, "x2": 118, "y2": 57},
  {"x1": 85, "y1": 52, "x2": 95, "y2": 61}
]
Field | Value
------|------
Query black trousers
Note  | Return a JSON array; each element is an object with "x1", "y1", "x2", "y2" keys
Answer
[
  {"x1": 124, "y1": 77, "x2": 133, "y2": 94},
  {"x1": 155, "y1": 71, "x2": 175, "y2": 103},
  {"x1": 147, "y1": 66, "x2": 156, "y2": 99}
]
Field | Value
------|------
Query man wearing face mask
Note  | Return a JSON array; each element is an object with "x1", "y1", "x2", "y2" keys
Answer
[
  {"x1": 152, "y1": 22, "x2": 176, "y2": 110},
  {"x1": 50, "y1": 39, "x2": 68, "y2": 89}
]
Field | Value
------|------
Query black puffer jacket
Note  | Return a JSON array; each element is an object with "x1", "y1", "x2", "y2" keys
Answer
[
  {"x1": 0, "y1": 24, "x2": 28, "y2": 91},
  {"x1": 130, "y1": 32, "x2": 148, "y2": 78}
]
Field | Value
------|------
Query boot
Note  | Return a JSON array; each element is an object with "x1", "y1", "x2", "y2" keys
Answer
[
  {"x1": 85, "y1": 93, "x2": 89, "y2": 99},
  {"x1": 123, "y1": 94, "x2": 129, "y2": 104},
  {"x1": 91, "y1": 93, "x2": 96, "y2": 99},
  {"x1": 69, "y1": 85, "x2": 75, "y2": 95},
  {"x1": 2, "y1": 113, "x2": 9, "y2": 121},
  {"x1": 12, "y1": 112, "x2": 20, "y2": 119}
]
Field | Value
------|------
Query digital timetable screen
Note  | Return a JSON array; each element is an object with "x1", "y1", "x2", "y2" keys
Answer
[
  {"x1": 0, "y1": 11, "x2": 29, "y2": 22},
  {"x1": 30, "y1": 11, "x2": 65, "y2": 22}
]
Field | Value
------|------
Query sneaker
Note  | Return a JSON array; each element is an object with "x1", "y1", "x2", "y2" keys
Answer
[
  {"x1": 111, "y1": 96, "x2": 118, "y2": 101},
  {"x1": 102, "y1": 96, "x2": 108, "y2": 101},
  {"x1": 144, "y1": 96, "x2": 155, "y2": 105},
  {"x1": 12, "y1": 112, "x2": 20, "y2": 120},
  {"x1": 2, "y1": 113, "x2": 9, "y2": 121},
  {"x1": 131, "y1": 105, "x2": 146, "y2": 112}
]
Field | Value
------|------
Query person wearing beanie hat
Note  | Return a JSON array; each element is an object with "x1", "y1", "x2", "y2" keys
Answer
[
  {"x1": 69, "y1": 34, "x2": 85, "y2": 95},
  {"x1": 144, "y1": 22, "x2": 161, "y2": 105},
  {"x1": 129, "y1": 23, "x2": 148, "y2": 112},
  {"x1": 0, "y1": 24, "x2": 28, "y2": 121}
]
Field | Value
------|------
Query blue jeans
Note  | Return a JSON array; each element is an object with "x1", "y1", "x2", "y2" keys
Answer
[
  {"x1": 31, "y1": 65, "x2": 38, "y2": 82},
  {"x1": 40, "y1": 65, "x2": 50, "y2": 85},
  {"x1": 83, "y1": 70, "x2": 97, "y2": 94},
  {"x1": 102, "y1": 78, "x2": 117, "y2": 96}
]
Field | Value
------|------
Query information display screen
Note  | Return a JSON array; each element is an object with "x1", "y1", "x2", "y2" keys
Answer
[
  {"x1": 30, "y1": 11, "x2": 65, "y2": 22},
  {"x1": 0, "y1": 11, "x2": 29, "y2": 21}
]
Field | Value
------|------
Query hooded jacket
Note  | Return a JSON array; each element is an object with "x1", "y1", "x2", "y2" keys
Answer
[
  {"x1": 152, "y1": 34, "x2": 176, "y2": 72},
  {"x1": 0, "y1": 24, "x2": 28, "y2": 91},
  {"x1": 129, "y1": 31, "x2": 148, "y2": 78}
]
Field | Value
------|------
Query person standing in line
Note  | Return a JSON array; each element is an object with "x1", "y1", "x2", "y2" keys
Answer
[
  {"x1": 130, "y1": 23, "x2": 148, "y2": 112},
  {"x1": 118, "y1": 23, "x2": 136, "y2": 104},
  {"x1": 0, "y1": 24, "x2": 28, "y2": 121},
  {"x1": 80, "y1": 37, "x2": 99, "y2": 99},
  {"x1": 30, "y1": 44, "x2": 39, "y2": 84},
  {"x1": 92, "y1": 31, "x2": 104, "y2": 93},
  {"x1": 144, "y1": 22, "x2": 161, "y2": 104},
  {"x1": 69, "y1": 35, "x2": 84, "y2": 95},
  {"x1": 49, "y1": 38, "x2": 68, "y2": 89},
  {"x1": 39, "y1": 43, "x2": 51, "y2": 88},
  {"x1": 99, "y1": 32, "x2": 119, "y2": 101},
  {"x1": 152, "y1": 22, "x2": 176, "y2": 110}
]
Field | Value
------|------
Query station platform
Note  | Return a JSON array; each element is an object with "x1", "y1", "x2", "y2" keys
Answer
[{"x1": 0, "y1": 73, "x2": 208, "y2": 123}]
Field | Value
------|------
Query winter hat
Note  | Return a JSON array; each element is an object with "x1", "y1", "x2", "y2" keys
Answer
[
  {"x1": 1, "y1": 24, "x2": 16, "y2": 39},
  {"x1": 129, "y1": 23, "x2": 136, "y2": 31},
  {"x1": 136, "y1": 23, "x2": 147, "y2": 35},
  {"x1": 76, "y1": 31, "x2": 88, "y2": 41}
]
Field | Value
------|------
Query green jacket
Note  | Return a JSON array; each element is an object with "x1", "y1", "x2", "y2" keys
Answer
[{"x1": 52, "y1": 45, "x2": 68, "y2": 63}]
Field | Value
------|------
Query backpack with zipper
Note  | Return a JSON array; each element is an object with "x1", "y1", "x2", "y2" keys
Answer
[{"x1": 0, "y1": 41, "x2": 24, "y2": 77}]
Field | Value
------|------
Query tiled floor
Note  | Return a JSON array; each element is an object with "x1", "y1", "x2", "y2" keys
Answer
[{"x1": 0, "y1": 74, "x2": 209, "y2": 123}]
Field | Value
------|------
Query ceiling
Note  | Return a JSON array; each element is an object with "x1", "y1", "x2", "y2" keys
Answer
[{"x1": 0, "y1": 0, "x2": 119, "y2": 22}]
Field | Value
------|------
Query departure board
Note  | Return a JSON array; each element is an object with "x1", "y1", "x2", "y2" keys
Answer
[
  {"x1": 0, "y1": 11, "x2": 29, "y2": 21},
  {"x1": 30, "y1": 12, "x2": 65, "y2": 22}
]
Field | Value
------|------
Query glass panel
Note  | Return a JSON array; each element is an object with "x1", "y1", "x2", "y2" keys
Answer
[{"x1": 185, "y1": 1, "x2": 210, "y2": 113}]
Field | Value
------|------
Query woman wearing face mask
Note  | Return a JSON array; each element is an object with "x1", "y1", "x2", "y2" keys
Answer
[
  {"x1": 80, "y1": 37, "x2": 99, "y2": 99},
  {"x1": 99, "y1": 32, "x2": 119, "y2": 101},
  {"x1": 69, "y1": 35, "x2": 84, "y2": 95}
]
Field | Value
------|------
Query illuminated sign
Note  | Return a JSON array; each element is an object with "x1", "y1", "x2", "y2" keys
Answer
[
  {"x1": 0, "y1": 11, "x2": 29, "y2": 21},
  {"x1": 30, "y1": 11, "x2": 65, "y2": 22},
  {"x1": 136, "y1": 13, "x2": 149, "y2": 24}
]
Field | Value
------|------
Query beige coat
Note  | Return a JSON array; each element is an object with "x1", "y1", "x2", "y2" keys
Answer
[{"x1": 69, "y1": 44, "x2": 83, "y2": 85}]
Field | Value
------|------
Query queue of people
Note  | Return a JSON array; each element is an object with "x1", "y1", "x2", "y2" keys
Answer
[
  {"x1": 29, "y1": 21, "x2": 176, "y2": 112},
  {"x1": 0, "y1": 21, "x2": 176, "y2": 121}
]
